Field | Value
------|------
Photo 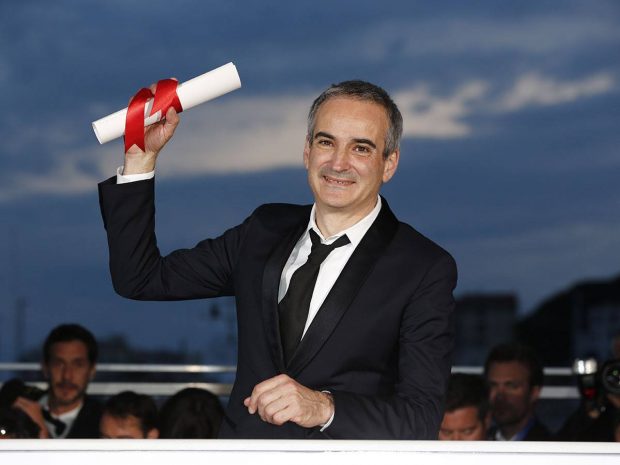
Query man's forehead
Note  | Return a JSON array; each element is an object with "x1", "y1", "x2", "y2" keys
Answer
[
  {"x1": 488, "y1": 361, "x2": 529, "y2": 379},
  {"x1": 316, "y1": 97, "x2": 388, "y2": 124},
  {"x1": 443, "y1": 406, "x2": 482, "y2": 426},
  {"x1": 49, "y1": 340, "x2": 89, "y2": 358}
]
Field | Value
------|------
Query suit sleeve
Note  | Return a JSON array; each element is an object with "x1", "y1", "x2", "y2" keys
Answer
[
  {"x1": 322, "y1": 253, "x2": 457, "y2": 439},
  {"x1": 98, "y1": 177, "x2": 248, "y2": 300}
]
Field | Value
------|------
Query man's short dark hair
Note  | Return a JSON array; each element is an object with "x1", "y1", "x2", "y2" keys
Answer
[
  {"x1": 445, "y1": 373, "x2": 489, "y2": 421},
  {"x1": 159, "y1": 388, "x2": 224, "y2": 439},
  {"x1": 484, "y1": 342, "x2": 544, "y2": 388},
  {"x1": 307, "y1": 80, "x2": 403, "y2": 159},
  {"x1": 43, "y1": 324, "x2": 98, "y2": 365},
  {"x1": 103, "y1": 391, "x2": 158, "y2": 436}
]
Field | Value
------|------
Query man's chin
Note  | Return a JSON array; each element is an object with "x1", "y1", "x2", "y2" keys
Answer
[{"x1": 52, "y1": 390, "x2": 84, "y2": 408}]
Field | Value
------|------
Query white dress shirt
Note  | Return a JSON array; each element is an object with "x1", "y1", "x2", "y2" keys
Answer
[
  {"x1": 38, "y1": 394, "x2": 82, "y2": 439},
  {"x1": 277, "y1": 198, "x2": 382, "y2": 337}
]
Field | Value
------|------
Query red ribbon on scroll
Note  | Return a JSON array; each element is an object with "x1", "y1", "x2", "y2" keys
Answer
[{"x1": 124, "y1": 79, "x2": 183, "y2": 153}]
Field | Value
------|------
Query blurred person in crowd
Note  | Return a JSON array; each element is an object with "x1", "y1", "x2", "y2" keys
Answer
[
  {"x1": 13, "y1": 324, "x2": 102, "y2": 438},
  {"x1": 158, "y1": 388, "x2": 224, "y2": 439},
  {"x1": 100, "y1": 391, "x2": 159, "y2": 439},
  {"x1": 558, "y1": 359, "x2": 620, "y2": 442},
  {"x1": 484, "y1": 343, "x2": 553, "y2": 441},
  {"x1": 439, "y1": 373, "x2": 490, "y2": 440}
]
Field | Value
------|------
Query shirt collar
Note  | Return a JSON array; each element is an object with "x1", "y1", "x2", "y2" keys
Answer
[
  {"x1": 39, "y1": 394, "x2": 83, "y2": 422},
  {"x1": 308, "y1": 196, "x2": 382, "y2": 247},
  {"x1": 494, "y1": 417, "x2": 536, "y2": 441}
]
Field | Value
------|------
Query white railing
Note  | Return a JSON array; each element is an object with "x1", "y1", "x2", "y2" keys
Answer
[
  {"x1": 0, "y1": 363, "x2": 579, "y2": 398},
  {"x1": 1, "y1": 440, "x2": 619, "y2": 464}
]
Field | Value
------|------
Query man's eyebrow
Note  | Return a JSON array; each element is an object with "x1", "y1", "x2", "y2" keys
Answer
[
  {"x1": 314, "y1": 131, "x2": 335, "y2": 140},
  {"x1": 353, "y1": 138, "x2": 377, "y2": 149}
]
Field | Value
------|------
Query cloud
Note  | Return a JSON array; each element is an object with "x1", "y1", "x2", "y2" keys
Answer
[
  {"x1": 396, "y1": 81, "x2": 488, "y2": 138},
  {"x1": 0, "y1": 69, "x2": 616, "y2": 201},
  {"x1": 0, "y1": 85, "x2": 496, "y2": 201},
  {"x1": 355, "y1": 14, "x2": 620, "y2": 60},
  {"x1": 497, "y1": 72, "x2": 615, "y2": 111}
]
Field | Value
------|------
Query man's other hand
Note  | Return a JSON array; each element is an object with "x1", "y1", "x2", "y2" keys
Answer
[{"x1": 243, "y1": 374, "x2": 333, "y2": 428}]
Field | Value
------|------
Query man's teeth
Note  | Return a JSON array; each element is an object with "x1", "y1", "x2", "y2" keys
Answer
[{"x1": 326, "y1": 176, "x2": 351, "y2": 185}]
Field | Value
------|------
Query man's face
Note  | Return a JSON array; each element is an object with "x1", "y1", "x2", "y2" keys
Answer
[
  {"x1": 100, "y1": 413, "x2": 156, "y2": 439},
  {"x1": 304, "y1": 97, "x2": 399, "y2": 221},
  {"x1": 43, "y1": 340, "x2": 95, "y2": 410},
  {"x1": 439, "y1": 406, "x2": 487, "y2": 440},
  {"x1": 487, "y1": 361, "x2": 539, "y2": 428}
]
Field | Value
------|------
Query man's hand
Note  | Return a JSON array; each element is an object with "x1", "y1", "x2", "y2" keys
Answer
[
  {"x1": 243, "y1": 374, "x2": 333, "y2": 428},
  {"x1": 13, "y1": 396, "x2": 50, "y2": 438},
  {"x1": 123, "y1": 81, "x2": 181, "y2": 175}
]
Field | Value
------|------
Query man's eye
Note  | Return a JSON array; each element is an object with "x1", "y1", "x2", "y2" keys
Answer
[
  {"x1": 317, "y1": 139, "x2": 332, "y2": 146},
  {"x1": 354, "y1": 145, "x2": 370, "y2": 153}
]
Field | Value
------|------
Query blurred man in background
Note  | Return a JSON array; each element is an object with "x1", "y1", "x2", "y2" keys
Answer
[
  {"x1": 484, "y1": 343, "x2": 553, "y2": 441},
  {"x1": 100, "y1": 391, "x2": 159, "y2": 439},
  {"x1": 439, "y1": 373, "x2": 489, "y2": 440},
  {"x1": 13, "y1": 324, "x2": 102, "y2": 438}
]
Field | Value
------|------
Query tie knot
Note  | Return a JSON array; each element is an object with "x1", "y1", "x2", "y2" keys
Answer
[
  {"x1": 42, "y1": 408, "x2": 66, "y2": 436},
  {"x1": 308, "y1": 230, "x2": 350, "y2": 263}
]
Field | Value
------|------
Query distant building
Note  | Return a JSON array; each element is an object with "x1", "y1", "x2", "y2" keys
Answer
[
  {"x1": 518, "y1": 274, "x2": 620, "y2": 365},
  {"x1": 453, "y1": 293, "x2": 517, "y2": 365}
]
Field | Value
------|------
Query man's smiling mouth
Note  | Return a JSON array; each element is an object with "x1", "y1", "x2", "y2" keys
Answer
[{"x1": 323, "y1": 175, "x2": 354, "y2": 186}]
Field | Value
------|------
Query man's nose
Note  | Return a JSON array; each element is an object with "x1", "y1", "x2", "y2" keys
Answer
[
  {"x1": 61, "y1": 365, "x2": 72, "y2": 380},
  {"x1": 331, "y1": 146, "x2": 350, "y2": 171}
]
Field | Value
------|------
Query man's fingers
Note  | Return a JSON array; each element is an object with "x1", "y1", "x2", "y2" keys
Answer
[
  {"x1": 163, "y1": 107, "x2": 180, "y2": 130},
  {"x1": 246, "y1": 374, "x2": 291, "y2": 412},
  {"x1": 260, "y1": 395, "x2": 296, "y2": 425}
]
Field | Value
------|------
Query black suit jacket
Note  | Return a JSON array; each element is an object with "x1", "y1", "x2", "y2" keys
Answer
[
  {"x1": 66, "y1": 396, "x2": 102, "y2": 439},
  {"x1": 99, "y1": 177, "x2": 457, "y2": 439}
]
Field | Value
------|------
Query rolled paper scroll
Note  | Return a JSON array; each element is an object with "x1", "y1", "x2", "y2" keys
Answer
[{"x1": 92, "y1": 62, "x2": 241, "y2": 144}]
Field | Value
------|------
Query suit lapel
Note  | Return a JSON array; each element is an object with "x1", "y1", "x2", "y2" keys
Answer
[
  {"x1": 261, "y1": 217, "x2": 308, "y2": 373},
  {"x1": 286, "y1": 198, "x2": 399, "y2": 376}
]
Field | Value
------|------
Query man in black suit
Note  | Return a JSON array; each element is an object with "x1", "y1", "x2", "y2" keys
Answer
[
  {"x1": 99, "y1": 80, "x2": 457, "y2": 439},
  {"x1": 13, "y1": 324, "x2": 102, "y2": 438}
]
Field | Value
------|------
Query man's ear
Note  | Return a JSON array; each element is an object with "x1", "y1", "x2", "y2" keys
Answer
[
  {"x1": 483, "y1": 411, "x2": 492, "y2": 431},
  {"x1": 88, "y1": 364, "x2": 97, "y2": 381},
  {"x1": 303, "y1": 137, "x2": 311, "y2": 170},
  {"x1": 529, "y1": 385, "x2": 541, "y2": 404},
  {"x1": 382, "y1": 149, "x2": 399, "y2": 183},
  {"x1": 146, "y1": 428, "x2": 159, "y2": 439}
]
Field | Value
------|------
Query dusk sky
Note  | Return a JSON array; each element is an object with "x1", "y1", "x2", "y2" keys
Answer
[{"x1": 1, "y1": 1, "x2": 619, "y2": 362}]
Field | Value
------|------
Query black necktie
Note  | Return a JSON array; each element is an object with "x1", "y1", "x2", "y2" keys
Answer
[
  {"x1": 279, "y1": 229, "x2": 350, "y2": 365},
  {"x1": 42, "y1": 408, "x2": 66, "y2": 436}
]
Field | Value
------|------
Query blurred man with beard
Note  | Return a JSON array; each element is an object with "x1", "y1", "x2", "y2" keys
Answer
[
  {"x1": 484, "y1": 343, "x2": 553, "y2": 441},
  {"x1": 13, "y1": 324, "x2": 102, "y2": 438}
]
